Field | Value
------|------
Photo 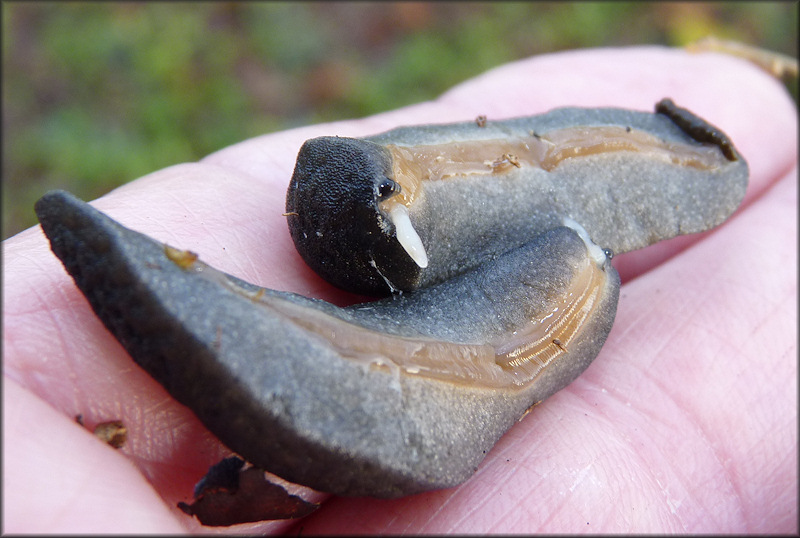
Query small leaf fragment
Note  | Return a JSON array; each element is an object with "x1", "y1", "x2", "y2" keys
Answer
[{"x1": 178, "y1": 457, "x2": 319, "y2": 527}]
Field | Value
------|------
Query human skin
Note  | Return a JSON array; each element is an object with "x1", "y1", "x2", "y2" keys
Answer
[{"x1": 3, "y1": 47, "x2": 797, "y2": 534}]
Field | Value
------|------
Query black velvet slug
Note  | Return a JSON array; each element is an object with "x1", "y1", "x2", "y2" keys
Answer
[
  {"x1": 35, "y1": 191, "x2": 618, "y2": 498},
  {"x1": 286, "y1": 98, "x2": 748, "y2": 296}
]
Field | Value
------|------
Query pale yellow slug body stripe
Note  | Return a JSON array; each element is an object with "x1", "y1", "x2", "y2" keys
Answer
[
  {"x1": 203, "y1": 238, "x2": 607, "y2": 391},
  {"x1": 381, "y1": 125, "x2": 728, "y2": 212}
]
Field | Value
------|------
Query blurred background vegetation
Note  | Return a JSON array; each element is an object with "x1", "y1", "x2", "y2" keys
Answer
[{"x1": 3, "y1": 2, "x2": 797, "y2": 239}]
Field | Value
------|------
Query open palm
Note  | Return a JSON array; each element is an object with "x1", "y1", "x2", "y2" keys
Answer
[{"x1": 3, "y1": 47, "x2": 796, "y2": 534}]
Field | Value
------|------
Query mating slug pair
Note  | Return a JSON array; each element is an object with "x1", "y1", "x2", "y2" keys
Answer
[{"x1": 36, "y1": 99, "x2": 747, "y2": 499}]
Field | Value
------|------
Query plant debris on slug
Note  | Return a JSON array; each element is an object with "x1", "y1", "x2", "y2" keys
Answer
[{"x1": 286, "y1": 99, "x2": 748, "y2": 296}]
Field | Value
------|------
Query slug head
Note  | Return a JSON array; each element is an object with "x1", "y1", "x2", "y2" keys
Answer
[{"x1": 286, "y1": 136, "x2": 422, "y2": 296}]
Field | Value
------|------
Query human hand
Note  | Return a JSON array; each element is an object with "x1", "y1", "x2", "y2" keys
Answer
[{"x1": 3, "y1": 46, "x2": 796, "y2": 533}]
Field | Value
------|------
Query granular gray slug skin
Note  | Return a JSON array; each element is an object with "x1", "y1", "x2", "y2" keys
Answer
[
  {"x1": 287, "y1": 99, "x2": 747, "y2": 295},
  {"x1": 35, "y1": 99, "x2": 747, "y2": 499}
]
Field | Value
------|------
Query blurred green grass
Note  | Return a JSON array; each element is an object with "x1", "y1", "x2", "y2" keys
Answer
[{"x1": 3, "y1": 2, "x2": 797, "y2": 239}]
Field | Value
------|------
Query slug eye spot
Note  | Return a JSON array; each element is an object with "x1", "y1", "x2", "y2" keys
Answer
[{"x1": 377, "y1": 178, "x2": 401, "y2": 200}]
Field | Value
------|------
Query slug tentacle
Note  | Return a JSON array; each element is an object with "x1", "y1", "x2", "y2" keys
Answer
[
  {"x1": 387, "y1": 202, "x2": 428, "y2": 268},
  {"x1": 35, "y1": 191, "x2": 618, "y2": 498}
]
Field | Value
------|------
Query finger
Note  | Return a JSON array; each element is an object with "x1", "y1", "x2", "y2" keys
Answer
[
  {"x1": 289, "y1": 145, "x2": 798, "y2": 536},
  {"x1": 2, "y1": 378, "x2": 184, "y2": 533},
  {"x1": 282, "y1": 49, "x2": 797, "y2": 534}
]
